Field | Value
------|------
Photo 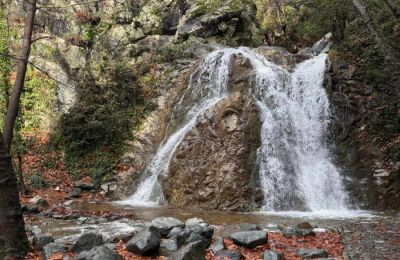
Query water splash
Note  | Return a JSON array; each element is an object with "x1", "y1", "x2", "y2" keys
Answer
[{"x1": 119, "y1": 47, "x2": 349, "y2": 211}]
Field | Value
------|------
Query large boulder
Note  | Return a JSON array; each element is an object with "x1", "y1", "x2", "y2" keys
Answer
[
  {"x1": 168, "y1": 241, "x2": 206, "y2": 260},
  {"x1": 229, "y1": 230, "x2": 268, "y2": 248},
  {"x1": 41, "y1": 243, "x2": 67, "y2": 260},
  {"x1": 72, "y1": 232, "x2": 103, "y2": 253},
  {"x1": 151, "y1": 217, "x2": 185, "y2": 236},
  {"x1": 125, "y1": 226, "x2": 161, "y2": 255},
  {"x1": 33, "y1": 235, "x2": 54, "y2": 250},
  {"x1": 75, "y1": 245, "x2": 121, "y2": 260},
  {"x1": 165, "y1": 92, "x2": 262, "y2": 211}
]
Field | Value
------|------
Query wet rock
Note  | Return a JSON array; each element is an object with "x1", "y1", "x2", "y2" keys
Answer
[
  {"x1": 68, "y1": 187, "x2": 82, "y2": 198},
  {"x1": 282, "y1": 227, "x2": 315, "y2": 238},
  {"x1": 72, "y1": 232, "x2": 103, "y2": 253},
  {"x1": 168, "y1": 226, "x2": 184, "y2": 238},
  {"x1": 125, "y1": 226, "x2": 161, "y2": 255},
  {"x1": 296, "y1": 248, "x2": 328, "y2": 258},
  {"x1": 75, "y1": 245, "x2": 121, "y2": 260},
  {"x1": 263, "y1": 250, "x2": 283, "y2": 260},
  {"x1": 21, "y1": 204, "x2": 40, "y2": 213},
  {"x1": 168, "y1": 241, "x2": 206, "y2": 260},
  {"x1": 77, "y1": 217, "x2": 90, "y2": 225},
  {"x1": 33, "y1": 235, "x2": 54, "y2": 250},
  {"x1": 42, "y1": 243, "x2": 67, "y2": 260},
  {"x1": 238, "y1": 223, "x2": 260, "y2": 231},
  {"x1": 209, "y1": 237, "x2": 225, "y2": 252},
  {"x1": 151, "y1": 217, "x2": 185, "y2": 236},
  {"x1": 215, "y1": 250, "x2": 242, "y2": 260},
  {"x1": 230, "y1": 230, "x2": 268, "y2": 248},
  {"x1": 159, "y1": 238, "x2": 179, "y2": 256}
]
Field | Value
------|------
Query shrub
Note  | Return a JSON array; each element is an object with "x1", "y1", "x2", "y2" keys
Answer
[{"x1": 26, "y1": 172, "x2": 49, "y2": 189}]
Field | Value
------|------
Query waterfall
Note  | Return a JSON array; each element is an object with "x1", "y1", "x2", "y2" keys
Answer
[{"x1": 120, "y1": 47, "x2": 349, "y2": 211}]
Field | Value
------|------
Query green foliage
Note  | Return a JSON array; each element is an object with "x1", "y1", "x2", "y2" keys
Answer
[
  {"x1": 255, "y1": 0, "x2": 349, "y2": 50},
  {"x1": 189, "y1": 0, "x2": 244, "y2": 19},
  {"x1": 26, "y1": 172, "x2": 49, "y2": 189},
  {"x1": 0, "y1": 11, "x2": 11, "y2": 121},
  {"x1": 56, "y1": 58, "x2": 155, "y2": 185},
  {"x1": 20, "y1": 68, "x2": 57, "y2": 133}
]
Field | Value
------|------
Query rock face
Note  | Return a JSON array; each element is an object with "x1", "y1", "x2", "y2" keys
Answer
[{"x1": 165, "y1": 92, "x2": 262, "y2": 211}]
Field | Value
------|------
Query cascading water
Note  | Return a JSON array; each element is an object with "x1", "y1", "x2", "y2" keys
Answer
[{"x1": 120, "y1": 47, "x2": 349, "y2": 211}]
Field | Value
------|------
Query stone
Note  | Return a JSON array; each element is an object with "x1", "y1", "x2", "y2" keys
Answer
[
  {"x1": 238, "y1": 223, "x2": 260, "y2": 231},
  {"x1": 21, "y1": 204, "x2": 40, "y2": 213},
  {"x1": 296, "y1": 248, "x2": 328, "y2": 258},
  {"x1": 75, "y1": 245, "x2": 121, "y2": 260},
  {"x1": 68, "y1": 187, "x2": 82, "y2": 198},
  {"x1": 263, "y1": 250, "x2": 283, "y2": 260},
  {"x1": 296, "y1": 222, "x2": 313, "y2": 230},
  {"x1": 125, "y1": 226, "x2": 161, "y2": 255},
  {"x1": 29, "y1": 196, "x2": 50, "y2": 208},
  {"x1": 159, "y1": 238, "x2": 179, "y2": 256},
  {"x1": 100, "y1": 182, "x2": 117, "y2": 195},
  {"x1": 209, "y1": 237, "x2": 225, "y2": 252},
  {"x1": 282, "y1": 227, "x2": 315, "y2": 238},
  {"x1": 168, "y1": 241, "x2": 206, "y2": 260},
  {"x1": 229, "y1": 230, "x2": 267, "y2": 248},
  {"x1": 185, "y1": 232, "x2": 211, "y2": 248},
  {"x1": 151, "y1": 217, "x2": 185, "y2": 236},
  {"x1": 74, "y1": 181, "x2": 95, "y2": 190},
  {"x1": 41, "y1": 243, "x2": 67, "y2": 260},
  {"x1": 33, "y1": 235, "x2": 54, "y2": 250},
  {"x1": 167, "y1": 226, "x2": 184, "y2": 238},
  {"x1": 72, "y1": 232, "x2": 103, "y2": 253},
  {"x1": 215, "y1": 250, "x2": 242, "y2": 260},
  {"x1": 186, "y1": 223, "x2": 214, "y2": 238},
  {"x1": 185, "y1": 217, "x2": 205, "y2": 226}
]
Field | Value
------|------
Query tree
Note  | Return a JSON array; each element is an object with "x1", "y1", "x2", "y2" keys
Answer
[
  {"x1": 0, "y1": 132, "x2": 28, "y2": 259},
  {"x1": 0, "y1": 0, "x2": 37, "y2": 258},
  {"x1": 3, "y1": 0, "x2": 37, "y2": 153}
]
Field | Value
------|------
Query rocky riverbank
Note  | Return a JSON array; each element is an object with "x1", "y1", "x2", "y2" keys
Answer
[
  {"x1": 25, "y1": 214, "x2": 344, "y2": 260},
  {"x1": 21, "y1": 199, "x2": 400, "y2": 260}
]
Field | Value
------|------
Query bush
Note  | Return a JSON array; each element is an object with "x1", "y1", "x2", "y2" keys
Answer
[
  {"x1": 56, "y1": 58, "x2": 155, "y2": 185},
  {"x1": 26, "y1": 172, "x2": 49, "y2": 189}
]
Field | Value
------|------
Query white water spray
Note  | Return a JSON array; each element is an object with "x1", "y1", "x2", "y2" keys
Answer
[{"x1": 120, "y1": 47, "x2": 349, "y2": 211}]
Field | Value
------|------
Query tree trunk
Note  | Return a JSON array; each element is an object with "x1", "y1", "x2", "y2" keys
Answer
[
  {"x1": 14, "y1": 155, "x2": 27, "y2": 195},
  {"x1": 3, "y1": 0, "x2": 37, "y2": 153},
  {"x1": 0, "y1": 132, "x2": 28, "y2": 259}
]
